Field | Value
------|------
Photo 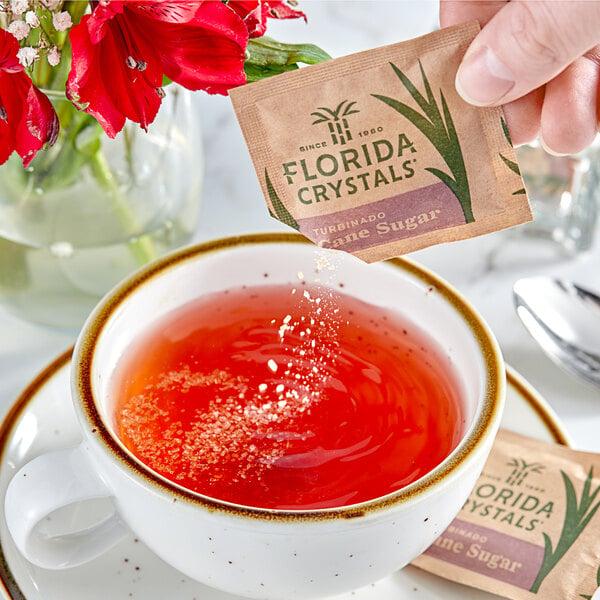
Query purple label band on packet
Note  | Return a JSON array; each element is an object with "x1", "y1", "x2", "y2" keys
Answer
[
  {"x1": 413, "y1": 429, "x2": 600, "y2": 600},
  {"x1": 424, "y1": 518, "x2": 545, "y2": 590},
  {"x1": 296, "y1": 182, "x2": 466, "y2": 252}
]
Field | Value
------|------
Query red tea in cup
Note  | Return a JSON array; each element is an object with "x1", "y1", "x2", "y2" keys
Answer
[{"x1": 112, "y1": 282, "x2": 464, "y2": 510}]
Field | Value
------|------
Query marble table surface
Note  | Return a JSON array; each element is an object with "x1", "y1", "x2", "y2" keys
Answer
[{"x1": 1, "y1": 1, "x2": 599, "y2": 457}]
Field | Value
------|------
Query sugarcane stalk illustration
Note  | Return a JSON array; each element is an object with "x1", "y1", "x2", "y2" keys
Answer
[
  {"x1": 506, "y1": 458, "x2": 545, "y2": 486},
  {"x1": 372, "y1": 60, "x2": 474, "y2": 223},
  {"x1": 530, "y1": 468, "x2": 600, "y2": 593},
  {"x1": 311, "y1": 100, "x2": 359, "y2": 145}
]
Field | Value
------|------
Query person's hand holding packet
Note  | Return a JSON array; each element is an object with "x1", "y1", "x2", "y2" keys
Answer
[{"x1": 441, "y1": 0, "x2": 600, "y2": 155}]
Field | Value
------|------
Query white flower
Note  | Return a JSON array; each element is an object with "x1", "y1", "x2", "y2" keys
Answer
[
  {"x1": 47, "y1": 45, "x2": 60, "y2": 67},
  {"x1": 25, "y1": 10, "x2": 39, "y2": 27},
  {"x1": 10, "y1": 0, "x2": 29, "y2": 16},
  {"x1": 44, "y1": 0, "x2": 60, "y2": 9},
  {"x1": 7, "y1": 19, "x2": 30, "y2": 40},
  {"x1": 17, "y1": 46, "x2": 38, "y2": 67},
  {"x1": 52, "y1": 10, "x2": 72, "y2": 32}
]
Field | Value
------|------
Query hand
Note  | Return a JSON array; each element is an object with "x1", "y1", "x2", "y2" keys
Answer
[{"x1": 440, "y1": 0, "x2": 600, "y2": 155}]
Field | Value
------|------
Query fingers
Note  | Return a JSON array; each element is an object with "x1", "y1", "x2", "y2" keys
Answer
[
  {"x1": 439, "y1": 0, "x2": 508, "y2": 28},
  {"x1": 540, "y1": 52, "x2": 600, "y2": 155},
  {"x1": 439, "y1": 0, "x2": 542, "y2": 147},
  {"x1": 455, "y1": 0, "x2": 600, "y2": 107},
  {"x1": 501, "y1": 89, "x2": 544, "y2": 147}
]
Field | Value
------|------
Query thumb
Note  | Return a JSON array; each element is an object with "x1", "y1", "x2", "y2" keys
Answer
[{"x1": 455, "y1": 0, "x2": 600, "y2": 106}]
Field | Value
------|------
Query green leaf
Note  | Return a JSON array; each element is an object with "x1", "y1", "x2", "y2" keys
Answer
[
  {"x1": 530, "y1": 532, "x2": 555, "y2": 592},
  {"x1": 265, "y1": 168, "x2": 299, "y2": 231},
  {"x1": 419, "y1": 60, "x2": 436, "y2": 111},
  {"x1": 245, "y1": 36, "x2": 331, "y2": 68},
  {"x1": 580, "y1": 468, "x2": 600, "y2": 515},
  {"x1": 501, "y1": 116, "x2": 513, "y2": 145},
  {"x1": 373, "y1": 63, "x2": 472, "y2": 224},
  {"x1": 243, "y1": 36, "x2": 330, "y2": 83},
  {"x1": 578, "y1": 499, "x2": 600, "y2": 534},
  {"x1": 582, "y1": 468, "x2": 594, "y2": 509},
  {"x1": 371, "y1": 94, "x2": 438, "y2": 141},
  {"x1": 388, "y1": 62, "x2": 436, "y2": 128},
  {"x1": 311, "y1": 100, "x2": 360, "y2": 121},
  {"x1": 425, "y1": 167, "x2": 458, "y2": 196},
  {"x1": 500, "y1": 153, "x2": 521, "y2": 176},
  {"x1": 562, "y1": 471, "x2": 582, "y2": 524},
  {"x1": 310, "y1": 111, "x2": 331, "y2": 122},
  {"x1": 341, "y1": 100, "x2": 359, "y2": 117},
  {"x1": 315, "y1": 106, "x2": 340, "y2": 119},
  {"x1": 418, "y1": 61, "x2": 445, "y2": 132},
  {"x1": 532, "y1": 471, "x2": 600, "y2": 594},
  {"x1": 244, "y1": 63, "x2": 299, "y2": 83},
  {"x1": 439, "y1": 92, "x2": 471, "y2": 216},
  {"x1": 439, "y1": 91, "x2": 457, "y2": 146}
]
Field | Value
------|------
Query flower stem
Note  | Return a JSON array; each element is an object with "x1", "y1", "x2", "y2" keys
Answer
[
  {"x1": 64, "y1": 1, "x2": 89, "y2": 27},
  {"x1": 88, "y1": 150, "x2": 157, "y2": 267}
]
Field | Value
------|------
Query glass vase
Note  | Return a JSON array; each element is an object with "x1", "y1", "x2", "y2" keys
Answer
[
  {"x1": 509, "y1": 138, "x2": 600, "y2": 255},
  {"x1": 0, "y1": 85, "x2": 203, "y2": 331}
]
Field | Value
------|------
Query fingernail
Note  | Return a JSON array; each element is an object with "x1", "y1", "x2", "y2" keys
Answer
[
  {"x1": 456, "y1": 46, "x2": 515, "y2": 106},
  {"x1": 540, "y1": 137, "x2": 569, "y2": 157}
]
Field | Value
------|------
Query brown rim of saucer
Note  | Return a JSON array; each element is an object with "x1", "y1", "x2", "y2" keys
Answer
[
  {"x1": 0, "y1": 351, "x2": 571, "y2": 600},
  {"x1": 72, "y1": 232, "x2": 500, "y2": 520},
  {"x1": 0, "y1": 349, "x2": 73, "y2": 600}
]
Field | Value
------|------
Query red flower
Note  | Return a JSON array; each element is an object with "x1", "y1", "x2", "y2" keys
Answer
[
  {"x1": 0, "y1": 29, "x2": 59, "y2": 167},
  {"x1": 66, "y1": 1, "x2": 249, "y2": 138},
  {"x1": 228, "y1": 1, "x2": 306, "y2": 38}
]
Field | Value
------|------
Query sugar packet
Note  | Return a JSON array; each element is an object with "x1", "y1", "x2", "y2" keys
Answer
[
  {"x1": 413, "y1": 429, "x2": 600, "y2": 600},
  {"x1": 229, "y1": 22, "x2": 531, "y2": 262}
]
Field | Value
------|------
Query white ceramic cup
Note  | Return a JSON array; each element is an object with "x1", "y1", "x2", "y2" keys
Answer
[{"x1": 5, "y1": 233, "x2": 505, "y2": 599}]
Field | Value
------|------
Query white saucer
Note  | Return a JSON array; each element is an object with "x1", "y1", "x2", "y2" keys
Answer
[{"x1": 0, "y1": 350, "x2": 572, "y2": 600}]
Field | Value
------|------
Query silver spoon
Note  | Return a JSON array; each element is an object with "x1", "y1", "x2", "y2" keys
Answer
[{"x1": 513, "y1": 277, "x2": 600, "y2": 387}]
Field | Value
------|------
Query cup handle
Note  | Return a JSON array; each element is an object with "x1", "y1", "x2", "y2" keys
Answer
[{"x1": 4, "y1": 443, "x2": 128, "y2": 569}]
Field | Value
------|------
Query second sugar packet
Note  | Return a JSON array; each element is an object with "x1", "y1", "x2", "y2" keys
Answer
[{"x1": 230, "y1": 22, "x2": 531, "y2": 262}]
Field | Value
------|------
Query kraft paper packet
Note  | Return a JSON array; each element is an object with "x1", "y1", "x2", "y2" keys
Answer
[
  {"x1": 229, "y1": 22, "x2": 531, "y2": 263},
  {"x1": 413, "y1": 429, "x2": 600, "y2": 600}
]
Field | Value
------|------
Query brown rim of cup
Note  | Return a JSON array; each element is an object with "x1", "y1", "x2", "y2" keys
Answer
[{"x1": 73, "y1": 232, "x2": 505, "y2": 521}]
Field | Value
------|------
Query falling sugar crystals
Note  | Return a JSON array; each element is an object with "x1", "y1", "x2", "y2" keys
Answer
[
  {"x1": 204, "y1": 255, "x2": 348, "y2": 483},
  {"x1": 115, "y1": 249, "x2": 466, "y2": 509},
  {"x1": 262, "y1": 268, "x2": 344, "y2": 417},
  {"x1": 206, "y1": 273, "x2": 345, "y2": 483},
  {"x1": 118, "y1": 254, "x2": 349, "y2": 491}
]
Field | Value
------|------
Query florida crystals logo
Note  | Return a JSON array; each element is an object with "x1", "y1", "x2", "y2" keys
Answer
[
  {"x1": 506, "y1": 458, "x2": 545, "y2": 486},
  {"x1": 311, "y1": 100, "x2": 359, "y2": 145}
]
